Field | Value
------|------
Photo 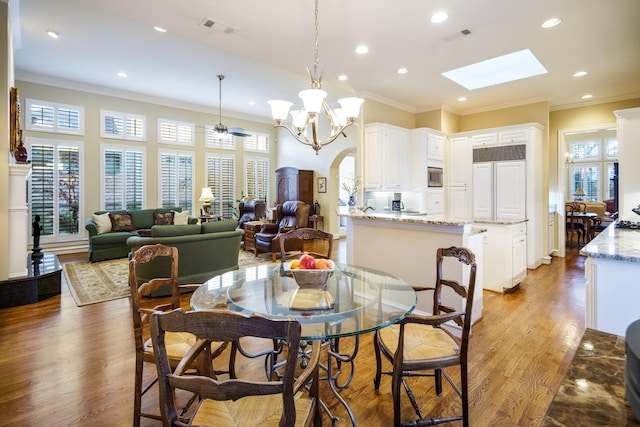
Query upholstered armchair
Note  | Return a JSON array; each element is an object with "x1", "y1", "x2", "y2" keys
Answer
[
  {"x1": 254, "y1": 201, "x2": 310, "y2": 261},
  {"x1": 237, "y1": 199, "x2": 266, "y2": 229}
]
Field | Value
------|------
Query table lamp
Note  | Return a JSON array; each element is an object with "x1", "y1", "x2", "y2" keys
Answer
[
  {"x1": 199, "y1": 187, "x2": 214, "y2": 215},
  {"x1": 573, "y1": 188, "x2": 586, "y2": 201}
]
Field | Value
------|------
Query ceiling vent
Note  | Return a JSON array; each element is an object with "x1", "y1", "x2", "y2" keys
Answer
[
  {"x1": 200, "y1": 17, "x2": 237, "y2": 34},
  {"x1": 443, "y1": 29, "x2": 472, "y2": 42}
]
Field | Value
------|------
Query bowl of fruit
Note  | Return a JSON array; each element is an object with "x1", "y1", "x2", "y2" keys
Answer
[{"x1": 284, "y1": 254, "x2": 335, "y2": 289}]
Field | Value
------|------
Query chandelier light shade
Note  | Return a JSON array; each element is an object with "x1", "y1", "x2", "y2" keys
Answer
[{"x1": 267, "y1": 0, "x2": 364, "y2": 154}]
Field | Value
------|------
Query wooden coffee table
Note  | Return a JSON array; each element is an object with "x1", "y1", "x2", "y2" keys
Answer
[{"x1": 242, "y1": 220, "x2": 264, "y2": 256}]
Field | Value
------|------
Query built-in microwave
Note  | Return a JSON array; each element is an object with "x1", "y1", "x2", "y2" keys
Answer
[{"x1": 427, "y1": 167, "x2": 443, "y2": 187}]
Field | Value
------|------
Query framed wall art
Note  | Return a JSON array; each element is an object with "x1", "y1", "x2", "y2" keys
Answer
[{"x1": 317, "y1": 177, "x2": 327, "y2": 193}]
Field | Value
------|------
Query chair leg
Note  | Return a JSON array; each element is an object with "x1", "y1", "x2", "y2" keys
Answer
[
  {"x1": 391, "y1": 364, "x2": 403, "y2": 427},
  {"x1": 461, "y1": 363, "x2": 470, "y2": 427},
  {"x1": 435, "y1": 368, "x2": 443, "y2": 396},
  {"x1": 133, "y1": 354, "x2": 143, "y2": 427}
]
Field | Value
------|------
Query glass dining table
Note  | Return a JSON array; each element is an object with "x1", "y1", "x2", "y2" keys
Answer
[{"x1": 191, "y1": 262, "x2": 417, "y2": 426}]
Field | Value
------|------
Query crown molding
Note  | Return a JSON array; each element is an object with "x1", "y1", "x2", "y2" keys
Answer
[
  {"x1": 15, "y1": 70, "x2": 273, "y2": 124},
  {"x1": 359, "y1": 91, "x2": 416, "y2": 114}
]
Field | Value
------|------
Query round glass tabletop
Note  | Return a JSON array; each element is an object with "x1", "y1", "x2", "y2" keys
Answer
[{"x1": 191, "y1": 262, "x2": 417, "y2": 340}]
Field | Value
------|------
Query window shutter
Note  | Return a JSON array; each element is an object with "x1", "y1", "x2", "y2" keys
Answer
[
  {"x1": 244, "y1": 157, "x2": 269, "y2": 202},
  {"x1": 206, "y1": 154, "x2": 235, "y2": 218},
  {"x1": 30, "y1": 144, "x2": 56, "y2": 236},
  {"x1": 104, "y1": 149, "x2": 124, "y2": 210},
  {"x1": 158, "y1": 119, "x2": 195, "y2": 146},
  {"x1": 29, "y1": 104, "x2": 55, "y2": 128},
  {"x1": 126, "y1": 151, "x2": 144, "y2": 210},
  {"x1": 244, "y1": 133, "x2": 269, "y2": 152},
  {"x1": 160, "y1": 150, "x2": 193, "y2": 211}
]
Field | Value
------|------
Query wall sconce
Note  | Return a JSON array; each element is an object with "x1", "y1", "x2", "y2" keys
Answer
[
  {"x1": 565, "y1": 152, "x2": 574, "y2": 166},
  {"x1": 199, "y1": 187, "x2": 214, "y2": 215}
]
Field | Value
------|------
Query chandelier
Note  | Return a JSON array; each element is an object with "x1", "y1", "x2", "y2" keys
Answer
[{"x1": 268, "y1": 0, "x2": 364, "y2": 154}]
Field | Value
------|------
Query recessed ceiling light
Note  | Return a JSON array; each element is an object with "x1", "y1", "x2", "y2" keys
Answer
[
  {"x1": 355, "y1": 45, "x2": 368, "y2": 55},
  {"x1": 337, "y1": 75, "x2": 348, "y2": 81},
  {"x1": 153, "y1": 26, "x2": 167, "y2": 33},
  {"x1": 397, "y1": 68, "x2": 408, "y2": 75},
  {"x1": 573, "y1": 71, "x2": 588, "y2": 77},
  {"x1": 431, "y1": 12, "x2": 448, "y2": 24},
  {"x1": 248, "y1": 100, "x2": 255, "y2": 106},
  {"x1": 117, "y1": 72, "x2": 128, "y2": 78},
  {"x1": 541, "y1": 17, "x2": 562, "y2": 29},
  {"x1": 582, "y1": 94, "x2": 593, "y2": 99},
  {"x1": 458, "y1": 97, "x2": 467, "y2": 102},
  {"x1": 47, "y1": 30, "x2": 60, "y2": 39},
  {"x1": 441, "y1": 49, "x2": 547, "y2": 90}
]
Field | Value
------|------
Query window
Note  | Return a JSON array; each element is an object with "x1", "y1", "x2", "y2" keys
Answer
[
  {"x1": 100, "y1": 110, "x2": 146, "y2": 141},
  {"x1": 102, "y1": 145, "x2": 145, "y2": 210},
  {"x1": 244, "y1": 156, "x2": 269, "y2": 203},
  {"x1": 159, "y1": 150, "x2": 194, "y2": 213},
  {"x1": 205, "y1": 126, "x2": 235, "y2": 149},
  {"x1": 206, "y1": 153, "x2": 235, "y2": 219},
  {"x1": 244, "y1": 132, "x2": 269, "y2": 152},
  {"x1": 566, "y1": 130, "x2": 618, "y2": 202},
  {"x1": 158, "y1": 118, "x2": 195, "y2": 146},
  {"x1": 26, "y1": 99, "x2": 84, "y2": 135},
  {"x1": 28, "y1": 138, "x2": 83, "y2": 243}
]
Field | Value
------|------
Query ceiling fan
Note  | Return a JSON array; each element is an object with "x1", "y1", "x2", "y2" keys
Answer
[{"x1": 214, "y1": 74, "x2": 251, "y2": 138}]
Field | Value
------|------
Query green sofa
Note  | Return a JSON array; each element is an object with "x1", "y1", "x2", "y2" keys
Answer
[
  {"x1": 126, "y1": 220, "x2": 244, "y2": 296},
  {"x1": 84, "y1": 207, "x2": 197, "y2": 262}
]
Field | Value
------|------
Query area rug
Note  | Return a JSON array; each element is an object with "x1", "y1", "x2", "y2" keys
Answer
[{"x1": 64, "y1": 249, "x2": 277, "y2": 307}]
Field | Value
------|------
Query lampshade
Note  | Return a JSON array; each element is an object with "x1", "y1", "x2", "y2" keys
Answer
[
  {"x1": 299, "y1": 89, "x2": 327, "y2": 114},
  {"x1": 267, "y1": 100, "x2": 293, "y2": 122},
  {"x1": 199, "y1": 187, "x2": 214, "y2": 202},
  {"x1": 573, "y1": 188, "x2": 586, "y2": 197},
  {"x1": 338, "y1": 97, "x2": 365, "y2": 119}
]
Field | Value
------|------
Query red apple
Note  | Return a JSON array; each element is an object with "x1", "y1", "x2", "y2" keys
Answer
[{"x1": 299, "y1": 254, "x2": 316, "y2": 269}]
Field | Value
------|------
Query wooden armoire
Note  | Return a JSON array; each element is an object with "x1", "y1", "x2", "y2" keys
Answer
[{"x1": 275, "y1": 167, "x2": 314, "y2": 206}]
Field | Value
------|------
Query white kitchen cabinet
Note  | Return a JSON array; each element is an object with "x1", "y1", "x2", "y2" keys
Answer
[
  {"x1": 427, "y1": 189, "x2": 444, "y2": 214},
  {"x1": 471, "y1": 132, "x2": 498, "y2": 147},
  {"x1": 447, "y1": 136, "x2": 472, "y2": 219},
  {"x1": 479, "y1": 221, "x2": 527, "y2": 293},
  {"x1": 495, "y1": 160, "x2": 526, "y2": 219},
  {"x1": 364, "y1": 123, "x2": 410, "y2": 191},
  {"x1": 472, "y1": 163, "x2": 493, "y2": 220},
  {"x1": 428, "y1": 133, "x2": 445, "y2": 162},
  {"x1": 499, "y1": 129, "x2": 528, "y2": 144}
]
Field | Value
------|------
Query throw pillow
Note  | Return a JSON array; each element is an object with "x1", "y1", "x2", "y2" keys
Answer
[
  {"x1": 153, "y1": 210, "x2": 175, "y2": 225},
  {"x1": 109, "y1": 213, "x2": 135, "y2": 232},
  {"x1": 92, "y1": 212, "x2": 112, "y2": 234},
  {"x1": 172, "y1": 210, "x2": 189, "y2": 225}
]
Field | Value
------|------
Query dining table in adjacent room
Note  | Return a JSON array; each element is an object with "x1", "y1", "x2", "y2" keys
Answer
[{"x1": 191, "y1": 262, "x2": 417, "y2": 426}]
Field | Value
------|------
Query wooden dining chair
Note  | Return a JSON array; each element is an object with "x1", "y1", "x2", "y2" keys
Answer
[
  {"x1": 374, "y1": 246, "x2": 477, "y2": 427},
  {"x1": 565, "y1": 203, "x2": 586, "y2": 245},
  {"x1": 277, "y1": 227, "x2": 334, "y2": 263},
  {"x1": 129, "y1": 243, "x2": 228, "y2": 427},
  {"x1": 150, "y1": 308, "x2": 322, "y2": 427}
]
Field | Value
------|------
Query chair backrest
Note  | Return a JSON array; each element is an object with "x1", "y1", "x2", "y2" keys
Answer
[
  {"x1": 276, "y1": 201, "x2": 310, "y2": 230},
  {"x1": 434, "y1": 247, "x2": 477, "y2": 350},
  {"x1": 150, "y1": 309, "x2": 302, "y2": 426},
  {"x1": 238, "y1": 199, "x2": 266, "y2": 228},
  {"x1": 277, "y1": 227, "x2": 333, "y2": 262},
  {"x1": 129, "y1": 244, "x2": 180, "y2": 350}
]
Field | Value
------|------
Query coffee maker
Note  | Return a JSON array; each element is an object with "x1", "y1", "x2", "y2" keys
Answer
[{"x1": 391, "y1": 192, "x2": 404, "y2": 212}]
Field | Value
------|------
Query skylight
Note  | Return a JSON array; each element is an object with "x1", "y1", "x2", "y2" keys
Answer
[{"x1": 441, "y1": 49, "x2": 547, "y2": 90}]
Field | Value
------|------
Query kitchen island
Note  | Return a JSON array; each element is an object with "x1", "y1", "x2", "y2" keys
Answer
[
  {"x1": 338, "y1": 209, "x2": 484, "y2": 323},
  {"x1": 581, "y1": 222, "x2": 640, "y2": 336}
]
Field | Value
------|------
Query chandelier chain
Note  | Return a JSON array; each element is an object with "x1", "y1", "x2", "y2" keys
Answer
[{"x1": 313, "y1": 0, "x2": 319, "y2": 70}]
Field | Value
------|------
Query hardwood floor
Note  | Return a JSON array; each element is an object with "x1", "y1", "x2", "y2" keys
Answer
[{"x1": 0, "y1": 242, "x2": 587, "y2": 426}]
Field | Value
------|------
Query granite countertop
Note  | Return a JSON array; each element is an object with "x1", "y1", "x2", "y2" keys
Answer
[
  {"x1": 337, "y1": 208, "x2": 472, "y2": 227},
  {"x1": 580, "y1": 222, "x2": 640, "y2": 262},
  {"x1": 543, "y1": 328, "x2": 640, "y2": 426}
]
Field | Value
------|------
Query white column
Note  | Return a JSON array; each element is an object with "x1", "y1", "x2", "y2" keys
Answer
[
  {"x1": 615, "y1": 107, "x2": 640, "y2": 221},
  {"x1": 8, "y1": 164, "x2": 31, "y2": 278}
]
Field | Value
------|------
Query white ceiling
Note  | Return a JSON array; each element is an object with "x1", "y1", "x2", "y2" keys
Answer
[{"x1": 12, "y1": 0, "x2": 640, "y2": 122}]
